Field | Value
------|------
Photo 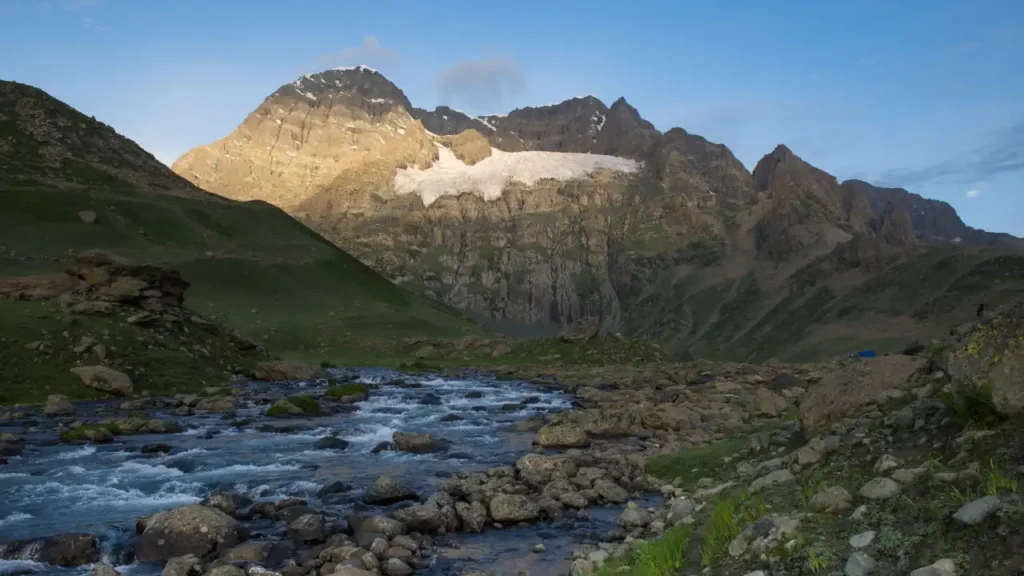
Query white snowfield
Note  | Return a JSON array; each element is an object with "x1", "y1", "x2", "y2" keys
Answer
[{"x1": 394, "y1": 146, "x2": 640, "y2": 206}]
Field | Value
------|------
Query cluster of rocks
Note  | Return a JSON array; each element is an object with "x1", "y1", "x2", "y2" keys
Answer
[
  {"x1": 4, "y1": 249, "x2": 265, "y2": 363},
  {"x1": 57, "y1": 249, "x2": 191, "y2": 319},
  {"x1": 500, "y1": 360, "x2": 819, "y2": 454}
]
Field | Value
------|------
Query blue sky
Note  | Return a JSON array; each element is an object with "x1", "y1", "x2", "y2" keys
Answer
[{"x1": 2, "y1": 0, "x2": 1022, "y2": 235}]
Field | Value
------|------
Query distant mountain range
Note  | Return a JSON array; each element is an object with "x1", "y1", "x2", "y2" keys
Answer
[{"x1": 8, "y1": 67, "x2": 1021, "y2": 363}]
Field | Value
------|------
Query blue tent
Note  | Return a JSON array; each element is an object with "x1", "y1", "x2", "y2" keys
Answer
[{"x1": 857, "y1": 350, "x2": 877, "y2": 358}]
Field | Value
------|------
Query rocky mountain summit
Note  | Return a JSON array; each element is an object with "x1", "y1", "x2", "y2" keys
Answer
[{"x1": 172, "y1": 67, "x2": 1024, "y2": 360}]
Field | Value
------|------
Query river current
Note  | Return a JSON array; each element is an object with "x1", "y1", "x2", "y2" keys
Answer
[{"x1": 0, "y1": 370, "x2": 646, "y2": 576}]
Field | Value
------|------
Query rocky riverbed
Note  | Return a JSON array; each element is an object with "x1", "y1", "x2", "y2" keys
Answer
[
  {"x1": 0, "y1": 369, "x2": 668, "y2": 576},
  {"x1": 3, "y1": 310, "x2": 1024, "y2": 576}
]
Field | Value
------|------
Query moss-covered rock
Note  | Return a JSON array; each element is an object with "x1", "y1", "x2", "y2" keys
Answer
[{"x1": 945, "y1": 299, "x2": 1024, "y2": 416}]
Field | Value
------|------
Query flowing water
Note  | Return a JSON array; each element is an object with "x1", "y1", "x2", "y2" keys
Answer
[{"x1": 0, "y1": 370, "x2": 651, "y2": 576}]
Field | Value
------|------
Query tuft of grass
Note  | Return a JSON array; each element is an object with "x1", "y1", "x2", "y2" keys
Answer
[
  {"x1": 287, "y1": 395, "x2": 319, "y2": 414},
  {"x1": 594, "y1": 524, "x2": 694, "y2": 576},
  {"x1": 324, "y1": 383, "x2": 369, "y2": 400},
  {"x1": 800, "y1": 475, "x2": 828, "y2": 510},
  {"x1": 645, "y1": 437, "x2": 748, "y2": 489},
  {"x1": 948, "y1": 485, "x2": 976, "y2": 506},
  {"x1": 266, "y1": 395, "x2": 320, "y2": 417},
  {"x1": 938, "y1": 380, "x2": 1003, "y2": 427},
  {"x1": 806, "y1": 545, "x2": 833, "y2": 573},
  {"x1": 699, "y1": 491, "x2": 767, "y2": 567},
  {"x1": 984, "y1": 458, "x2": 1019, "y2": 496}
]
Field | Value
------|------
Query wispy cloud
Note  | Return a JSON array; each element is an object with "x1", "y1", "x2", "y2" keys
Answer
[
  {"x1": 82, "y1": 16, "x2": 106, "y2": 31},
  {"x1": 436, "y1": 56, "x2": 526, "y2": 112},
  {"x1": 965, "y1": 189, "x2": 982, "y2": 198},
  {"x1": 316, "y1": 36, "x2": 398, "y2": 71},
  {"x1": 877, "y1": 122, "x2": 1024, "y2": 188}
]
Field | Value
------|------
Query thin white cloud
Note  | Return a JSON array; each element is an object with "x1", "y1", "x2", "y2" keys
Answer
[
  {"x1": 316, "y1": 36, "x2": 398, "y2": 70},
  {"x1": 436, "y1": 56, "x2": 526, "y2": 112},
  {"x1": 82, "y1": 16, "x2": 106, "y2": 31},
  {"x1": 965, "y1": 189, "x2": 982, "y2": 198}
]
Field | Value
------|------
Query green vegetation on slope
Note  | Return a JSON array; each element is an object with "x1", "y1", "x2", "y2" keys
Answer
[
  {"x1": 630, "y1": 245, "x2": 1024, "y2": 364},
  {"x1": 0, "y1": 186, "x2": 482, "y2": 370},
  {"x1": 0, "y1": 298, "x2": 255, "y2": 404}
]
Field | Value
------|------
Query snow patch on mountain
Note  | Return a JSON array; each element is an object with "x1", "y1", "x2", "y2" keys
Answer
[{"x1": 394, "y1": 146, "x2": 640, "y2": 206}]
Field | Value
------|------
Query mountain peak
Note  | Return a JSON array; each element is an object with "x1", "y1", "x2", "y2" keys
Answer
[
  {"x1": 272, "y1": 67, "x2": 413, "y2": 111},
  {"x1": 329, "y1": 64, "x2": 381, "y2": 74}
]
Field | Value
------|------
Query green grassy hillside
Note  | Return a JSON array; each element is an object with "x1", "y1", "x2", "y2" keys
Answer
[
  {"x1": 0, "y1": 80, "x2": 483, "y2": 403},
  {"x1": 0, "y1": 187, "x2": 483, "y2": 364}
]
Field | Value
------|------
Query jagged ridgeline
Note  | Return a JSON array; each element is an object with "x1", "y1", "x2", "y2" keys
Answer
[
  {"x1": 170, "y1": 66, "x2": 1024, "y2": 362},
  {"x1": 0, "y1": 78, "x2": 482, "y2": 395}
]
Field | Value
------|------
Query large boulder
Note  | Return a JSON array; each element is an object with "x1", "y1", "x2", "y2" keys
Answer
[
  {"x1": 534, "y1": 422, "x2": 589, "y2": 448},
  {"x1": 454, "y1": 501, "x2": 488, "y2": 532},
  {"x1": 559, "y1": 317, "x2": 600, "y2": 342},
  {"x1": 488, "y1": 494, "x2": 539, "y2": 523},
  {"x1": 944, "y1": 300, "x2": 1024, "y2": 416},
  {"x1": 391, "y1": 501, "x2": 445, "y2": 533},
  {"x1": 358, "y1": 515, "x2": 407, "y2": 538},
  {"x1": 135, "y1": 505, "x2": 246, "y2": 562},
  {"x1": 287, "y1": 514, "x2": 327, "y2": 542},
  {"x1": 363, "y1": 476, "x2": 418, "y2": 505},
  {"x1": 65, "y1": 250, "x2": 189, "y2": 301},
  {"x1": 70, "y1": 366, "x2": 134, "y2": 397},
  {"x1": 392, "y1": 431, "x2": 450, "y2": 454},
  {"x1": 253, "y1": 360, "x2": 317, "y2": 382},
  {"x1": 44, "y1": 394, "x2": 75, "y2": 416},
  {"x1": 799, "y1": 356, "x2": 927, "y2": 434},
  {"x1": 65, "y1": 250, "x2": 189, "y2": 304}
]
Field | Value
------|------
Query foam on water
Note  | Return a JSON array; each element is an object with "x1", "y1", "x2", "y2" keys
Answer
[
  {"x1": 0, "y1": 560, "x2": 48, "y2": 575},
  {"x1": 113, "y1": 462, "x2": 185, "y2": 479},
  {"x1": 53, "y1": 446, "x2": 97, "y2": 460},
  {"x1": 194, "y1": 463, "x2": 301, "y2": 476},
  {"x1": 344, "y1": 424, "x2": 398, "y2": 445},
  {"x1": 17, "y1": 480, "x2": 203, "y2": 508}
]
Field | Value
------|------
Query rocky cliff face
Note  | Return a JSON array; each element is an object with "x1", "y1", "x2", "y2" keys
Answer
[
  {"x1": 173, "y1": 67, "x2": 1023, "y2": 359},
  {"x1": 842, "y1": 180, "x2": 1022, "y2": 248}
]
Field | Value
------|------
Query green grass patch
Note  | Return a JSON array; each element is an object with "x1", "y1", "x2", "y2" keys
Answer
[
  {"x1": 324, "y1": 383, "x2": 369, "y2": 400},
  {"x1": 594, "y1": 524, "x2": 694, "y2": 576},
  {"x1": 699, "y1": 491, "x2": 768, "y2": 567},
  {"x1": 0, "y1": 298, "x2": 259, "y2": 405},
  {"x1": 286, "y1": 395, "x2": 320, "y2": 415},
  {"x1": 645, "y1": 437, "x2": 747, "y2": 489},
  {"x1": 937, "y1": 380, "x2": 1003, "y2": 428},
  {"x1": 58, "y1": 421, "x2": 121, "y2": 442}
]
